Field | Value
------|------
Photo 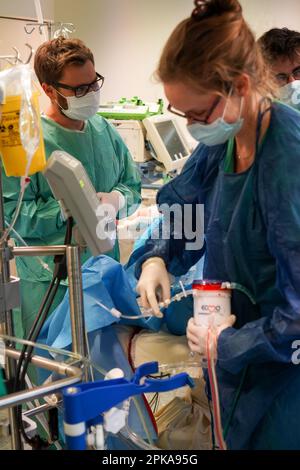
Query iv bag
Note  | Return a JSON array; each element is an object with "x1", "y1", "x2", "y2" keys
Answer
[{"x1": 0, "y1": 64, "x2": 46, "y2": 177}]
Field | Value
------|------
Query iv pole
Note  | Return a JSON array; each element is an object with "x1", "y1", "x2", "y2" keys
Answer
[
  {"x1": 0, "y1": 164, "x2": 88, "y2": 449},
  {"x1": 0, "y1": 168, "x2": 22, "y2": 450},
  {"x1": 0, "y1": 49, "x2": 87, "y2": 445}
]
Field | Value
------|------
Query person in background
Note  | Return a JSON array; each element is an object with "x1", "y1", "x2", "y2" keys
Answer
[
  {"x1": 134, "y1": 0, "x2": 300, "y2": 450},
  {"x1": 2, "y1": 37, "x2": 141, "y2": 338},
  {"x1": 258, "y1": 27, "x2": 300, "y2": 109}
]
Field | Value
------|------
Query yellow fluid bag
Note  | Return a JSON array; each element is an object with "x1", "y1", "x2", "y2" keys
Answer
[{"x1": 0, "y1": 92, "x2": 46, "y2": 177}]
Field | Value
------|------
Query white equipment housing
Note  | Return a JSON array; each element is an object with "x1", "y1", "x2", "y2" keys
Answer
[
  {"x1": 111, "y1": 120, "x2": 151, "y2": 163},
  {"x1": 43, "y1": 151, "x2": 116, "y2": 256},
  {"x1": 142, "y1": 114, "x2": 191, "y2": 173}
]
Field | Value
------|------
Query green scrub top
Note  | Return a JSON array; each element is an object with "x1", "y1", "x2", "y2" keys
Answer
[
  {"x1": 0, "y1": 369, "x2": 6, "y2": 397},
  {"x1": 224, "y1": 138, "x2": 235, "y2": 173},
  {"x1": 1, "y1": 114, "x2": 141, "y2": 337},
  {"x1": 224, "y1": 136, "x2": 267, "y2": 174}
]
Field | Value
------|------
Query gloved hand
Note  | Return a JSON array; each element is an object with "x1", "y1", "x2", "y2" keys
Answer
[
  {"x1": 187, "y1": 315, "x2": 236, "y2": 356},
  {"x1": 97, "y1": 191, "x2": 125, "y2": 216},
  {"x1": 136, "y1": 257, "x2": 171, "y2": 317}
]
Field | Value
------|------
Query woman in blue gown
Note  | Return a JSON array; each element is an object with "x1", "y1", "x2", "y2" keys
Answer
[{"x1": 132, "y1": 0, "x2": 300, "y2": 449}]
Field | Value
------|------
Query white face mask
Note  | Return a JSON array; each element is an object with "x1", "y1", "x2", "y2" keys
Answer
[
  {"x1": 279, "y1": 81, "x2": 300, "y2": 111},
  {"x1": 55, "y1": 88, "x2": 101, "y2": 120},
  {"x1": 187, "y1": 90, "x2": 244, "y2": 146}
]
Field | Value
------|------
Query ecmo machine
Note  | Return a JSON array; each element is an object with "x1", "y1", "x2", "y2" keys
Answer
[{"x1": 98, "y1": 97, "x2": 194, "y2": 174}]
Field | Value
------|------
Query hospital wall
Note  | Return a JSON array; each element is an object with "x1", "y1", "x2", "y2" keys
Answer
[
  {"x1": 0, "y1": 1, "x2": 55, "y2": 111},
  {"x1": 240, "y1": 0, "x2": 300, "y2": 36},
  {"x1": 1, "y1": 0, "x2": 300, "y2": 103},
  {"x1": 54, "y1": 0, "x2": 191, "y2": 103},
  {"x1": 54, "y1": 0, "x2": 300, "y2": 104},
  {"x1": 0, "y1": 0, "x2": 54, "y2": 20}
]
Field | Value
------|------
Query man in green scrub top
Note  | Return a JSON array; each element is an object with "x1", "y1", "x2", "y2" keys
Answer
[{"x1": 2, "y1": 37, "x2": 141, "y2": 338}]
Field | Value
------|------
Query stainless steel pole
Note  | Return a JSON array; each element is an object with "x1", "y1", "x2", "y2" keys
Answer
[
  {"x1": 66, "y1": 246, "x2": 88, "y2": 372},
  {"x1": 23, "y1": 403, "x2": 58, "y2": 419},
  {"x1": 0, "y1": 374, "x2": 81, "y2": 409},
  {"x1": 12, "y1": 246, "x2": 66, "y2": 257},
  {"x1": 0, "y1": 167, "x2": 22, "y2": 449},
  {"x1": 0, "y1": 348, "x2": 82, "y2": 410}
]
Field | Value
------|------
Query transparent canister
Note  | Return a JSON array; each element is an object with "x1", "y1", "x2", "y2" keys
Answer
[{"x1": 192, "y1": 280, "x2": 231, "y2": 327}]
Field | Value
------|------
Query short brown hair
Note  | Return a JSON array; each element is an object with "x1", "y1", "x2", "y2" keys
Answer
[
  {"x1": 34, "y1": 37, "x2": 94, "y2": 85},
  {"x1": 157, "y1": 0, "x2": 275, "y2": 97},
  {"x1": 258, "y1": 28, "x2": 300, "y2": 65}
]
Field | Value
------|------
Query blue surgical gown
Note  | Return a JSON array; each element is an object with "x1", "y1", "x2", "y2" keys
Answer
[{"x1": 133, "y1": 101, "x2": 300, "y2": 449}]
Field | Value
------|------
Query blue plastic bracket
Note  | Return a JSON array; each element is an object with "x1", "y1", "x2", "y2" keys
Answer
[{"x1": 63, "y1": 361, "x2": 194, "y2": 449}]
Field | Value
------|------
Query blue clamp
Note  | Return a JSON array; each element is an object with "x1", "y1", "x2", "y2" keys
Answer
[{"x1": 63, "y1": 361, "x2": 194, "y2": 450}]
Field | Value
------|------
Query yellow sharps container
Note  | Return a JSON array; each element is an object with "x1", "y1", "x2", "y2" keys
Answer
[{"x1": 0, "y1": 92, "x2": 46, "y2": 177}]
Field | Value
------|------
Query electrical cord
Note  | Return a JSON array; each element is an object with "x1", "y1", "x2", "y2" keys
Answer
[
  {"x1": 14, "y1": 217, "x2": 73, "y2": 448},
  {"x1": 14, "y1": 217, "x2": 73, "y2": 390},
  {"x1": 17, "y1": 278, "x2": 61, "y2": 448},
  {"x1": 14, "y1": 277, "x2": 57, "y2": 391},
  {"x1": 14, "y1": 276, "x2": 60, "y2": 447},
  {"x1": 206, "y1": 328, "x2": 227, "y2": 451},
  {"x1": 6, "y1": 221, "x2": 52, "y2": 273}
]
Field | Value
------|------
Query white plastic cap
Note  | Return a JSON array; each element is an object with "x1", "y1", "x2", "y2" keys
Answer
[
  {"x1": 104, "y1": 368, "x2": 124, "y2": 380},
  {"x1": 104, "y1": 407, "x2": 127, "y2": 434}
]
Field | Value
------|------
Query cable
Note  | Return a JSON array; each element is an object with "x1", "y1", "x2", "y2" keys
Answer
[
  {"x1": 7, "y1": 222, "x2": 52, "y2": 273},
  {"x1": 15, "y1": 277, "x2": 59, "y2": 447},
  {"x1": 0, "y1": 177, "x2": 30, "y2": 244},
  {"x1": 13, "y1": 217, "x2": 73, "y2": 448},
  {"x1": 223, "y1": 366, "x2": 248, "y2": 441},
  {"x1": 14, "y1": 217, "x2": 73, "y2": 393},
  {"x1": 19, "y1": 279, "x2": 60, "y2": 385},
  {"x1": 206, "y1": 328, "x2": 227, "y2": 451},
  {"x1": 85, "y1": 329, "x2": 95, "y2": 382},
  {"x1": 95, "y1": 290, "x2": 194, "y2": 321},
  {"x1": 14, "y1": 276, "x2": 58, "y2": 391},
  {"x1": 17, "y1": 278, "x2": 61, "y2": 447}
]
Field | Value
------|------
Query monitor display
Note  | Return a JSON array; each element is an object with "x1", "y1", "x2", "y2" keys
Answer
[{"x1": 154, "y1": 120, "x2": 189, "y2": 161}]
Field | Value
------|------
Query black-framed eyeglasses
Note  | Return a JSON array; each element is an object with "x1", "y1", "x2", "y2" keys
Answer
[
  {"x1": 167, "y1": 95, "x2": 222, "y2": 124},
  {"x1": 52, "y1": 72, "x2": 104, "y2": 97},
  {"x1": 275, "y1": 67, "x2": 300, "y2": 86}
]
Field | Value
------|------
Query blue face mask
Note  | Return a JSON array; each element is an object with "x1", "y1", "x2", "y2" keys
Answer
[
  {"x1": 187, "y1": 94, "x2": 244, "y2": 146},
  {"x1": 279, "y1": 81, "x2": 300, "y2": 111}
]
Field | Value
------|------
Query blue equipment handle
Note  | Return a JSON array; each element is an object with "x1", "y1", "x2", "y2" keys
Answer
[{"x1": 63, "y1": 361, "x2": 194, "y2": 450}]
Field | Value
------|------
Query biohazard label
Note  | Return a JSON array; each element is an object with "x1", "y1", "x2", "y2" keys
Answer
[{"x1": 0, "y1": 110, "x2": 21, "y2": 147}]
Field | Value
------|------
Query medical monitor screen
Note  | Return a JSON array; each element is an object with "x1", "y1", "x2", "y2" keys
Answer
[{"x1": 154, "y1": 120, "x2": 188, "y2": 161}]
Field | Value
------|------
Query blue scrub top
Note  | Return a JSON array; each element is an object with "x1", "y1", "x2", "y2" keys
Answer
[{"x1": 132, "y1": 101, "x2": 300, "y2": 449}]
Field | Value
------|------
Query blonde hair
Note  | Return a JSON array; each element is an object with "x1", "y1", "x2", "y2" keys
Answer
[{"x1": 157, "y1": 0, "x2": 276, "y2": 97}]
